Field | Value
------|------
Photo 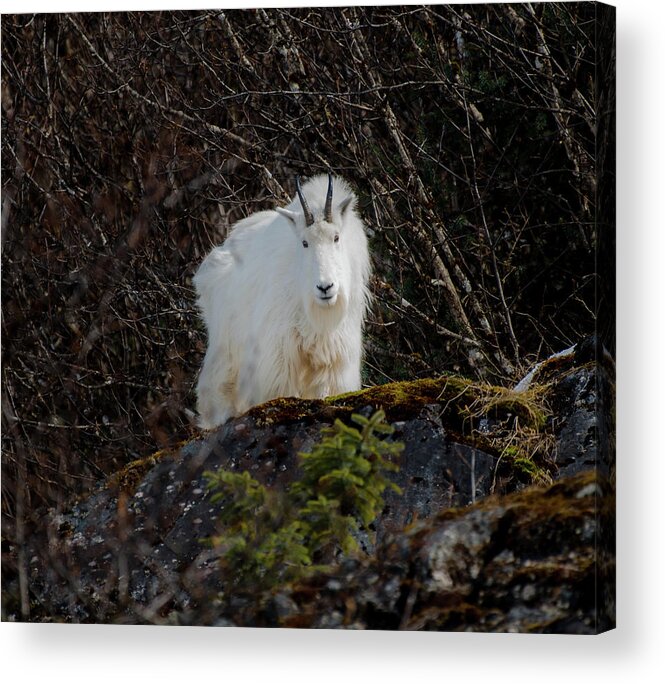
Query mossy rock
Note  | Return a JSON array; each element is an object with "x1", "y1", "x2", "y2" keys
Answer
[
  {"x1": 270, "y1": 470, "x2": 614, "y2": 633},
  {"x1": 246, "y1": 374, "x2": 557, "y2": 485},
  {"x1": 106, "y1": 447, "x2": 176, "y2": 494},
  {"x1": 249, "y1": 374, "x2": 544, "y2": 428}
]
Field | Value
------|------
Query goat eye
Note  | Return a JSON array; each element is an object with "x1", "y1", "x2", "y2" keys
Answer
[
  {"x1": 302, "y1": 240, "x2": 309, "y2": 248},
  {"x1": 334, "y1": 234, "x2": 339, "y2": 243}
]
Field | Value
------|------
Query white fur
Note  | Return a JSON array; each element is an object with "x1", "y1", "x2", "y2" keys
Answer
[{"x1": 193, "y1": 174, "x2": 371, "y2": 428}]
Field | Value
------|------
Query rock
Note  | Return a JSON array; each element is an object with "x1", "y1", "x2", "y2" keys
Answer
[
  {"x1": 5, "y1": 341, "x2": 615, "y2": 632},
  {"x1": 264, "y1": 471, "x2": 614, "y2": 633},
  {"x1": 516, "y1": 336, "x2": 615, "y2": 478}
]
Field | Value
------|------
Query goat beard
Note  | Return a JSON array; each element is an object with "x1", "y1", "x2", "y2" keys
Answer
[{"x1": 305, "y1": 291, "x2": 347, "y2": 330}]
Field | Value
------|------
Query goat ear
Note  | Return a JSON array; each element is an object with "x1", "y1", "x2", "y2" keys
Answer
[
  {"x1": 339, "y1": 195, "x2": 355, "y2": 217},
  {"x1": 276, "y1": 207, "x2": 298, "y2": 224}
]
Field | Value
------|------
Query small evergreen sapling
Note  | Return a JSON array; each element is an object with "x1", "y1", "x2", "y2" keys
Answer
[{"x1": 204, "y1": 410, "x2": 403, "y2": 591}]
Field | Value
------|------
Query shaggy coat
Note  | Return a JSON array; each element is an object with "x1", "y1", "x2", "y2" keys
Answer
[{"x1": 194, "y1": 175, "x2": 371, "y2": 428}]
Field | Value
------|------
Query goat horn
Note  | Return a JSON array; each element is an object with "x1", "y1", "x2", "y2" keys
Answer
[
  {"x1": 295, "y1": 176, "x2": 314, "y2": 226},
  {"x1": 324, "y1": 172, "x2": 334, "y2": 223}
]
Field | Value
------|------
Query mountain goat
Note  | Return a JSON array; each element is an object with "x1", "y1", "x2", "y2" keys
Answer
[{"x1": 194, "y1": 173, "x2": 371, "y2": 428}]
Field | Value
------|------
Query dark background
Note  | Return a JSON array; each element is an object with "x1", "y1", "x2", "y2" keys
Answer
[{"x1": 1, "y1": 4, "x2": 612, "y2": 531}]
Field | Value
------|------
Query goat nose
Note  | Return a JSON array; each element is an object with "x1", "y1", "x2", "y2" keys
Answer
[{"x1": 317, "y1": 282, "x2": 334, "y2": 293}]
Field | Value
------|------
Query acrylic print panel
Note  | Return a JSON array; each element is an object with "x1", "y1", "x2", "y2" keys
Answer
[{"x1": 1, "y1": 2, "x2": 615, "y2": 632}]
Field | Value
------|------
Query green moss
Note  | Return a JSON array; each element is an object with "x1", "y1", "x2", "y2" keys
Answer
[
  {"x1": 327, "y1": 375, "x2": 476, "y2": 417},
  {"x1": 512, "y1": 456, "x2": 547, "y2": 481},
  {"x1": 106, "y1": 447, "x2": 176, "y2": 494},
  {"x1": 252, "y1": 374, "x2": 555, "y2": 430},
  {"x1": 250, "y1": 375, "x2": 481, "y2": 427},
  {"x1": 248, "y1": 396, "x2": 330, "y2": 426}
]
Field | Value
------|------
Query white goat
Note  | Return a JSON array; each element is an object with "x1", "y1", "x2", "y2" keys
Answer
[{"x1": 194, "y1": 173, "x2": 371, "y2": 428}]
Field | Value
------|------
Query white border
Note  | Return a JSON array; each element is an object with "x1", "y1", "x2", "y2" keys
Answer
[{"x1": 2, "y1": 1, "x2": 664, "y2": 682}]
